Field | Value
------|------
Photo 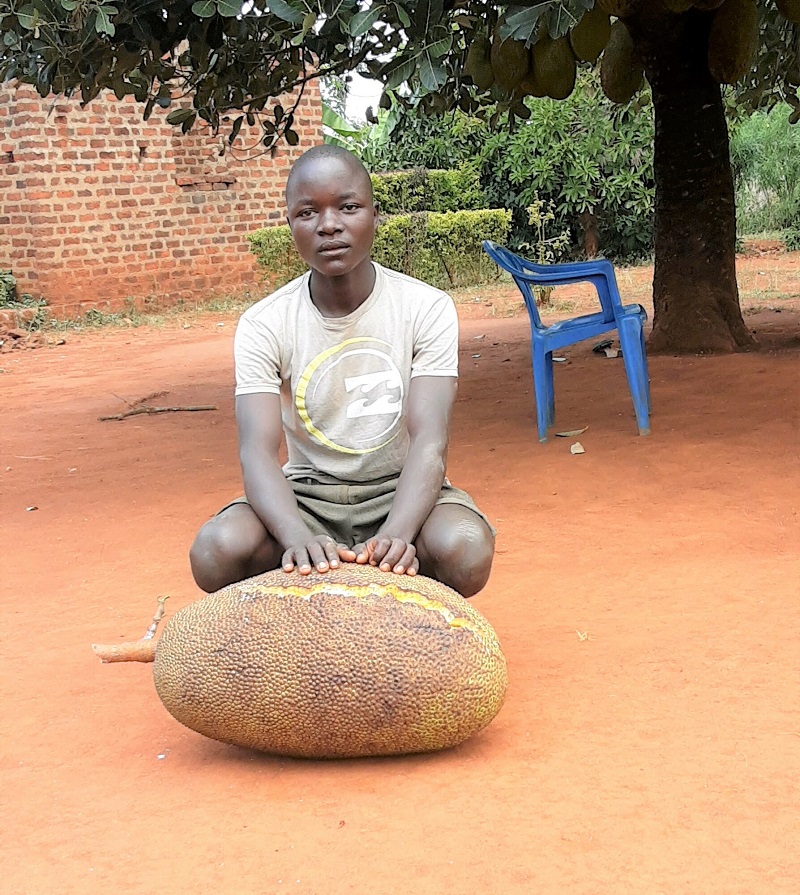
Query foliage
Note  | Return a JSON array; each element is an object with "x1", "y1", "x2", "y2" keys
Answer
[
  {"x1": 0, "y1": 269, "x2": 15, "y2": 305},
  {"x1": 248, "y1": 208, "x2": 511, "y2": 291},
  {"x1": 371, "y1": 166, "x2": 485, "y2": 215},
  {"x1": 246, "y1": 225, "x2": 306, "y2": 289},
  {"x1": 3, "y1": 2, "x2": 797, "y2": 150},
  {"x1": 730, "y1": 104, "x2": 800, "y2": 234},
  {"x1": 517, "y1": 199, "x2": 572, "y2": 307},
  {"x1": 0, "y1": 269, "x2": 49, "y2": 327},
  {"x1": 359, "y1": 77, "x2": 655, "y2": 262}
]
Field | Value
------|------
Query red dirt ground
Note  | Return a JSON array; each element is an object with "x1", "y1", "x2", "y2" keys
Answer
[{"x1": 2, "y1": 252, "x2": 800, "y2": 895}]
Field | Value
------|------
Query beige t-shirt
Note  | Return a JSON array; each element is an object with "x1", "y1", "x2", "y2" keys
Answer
[{"x1": 234, "y1": 263, "x2": 458, "y2": 483}]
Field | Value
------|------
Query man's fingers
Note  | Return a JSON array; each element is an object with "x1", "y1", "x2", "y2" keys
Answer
[{"x1": 283, "y1": 547, "x2": 311, "y2": 574}]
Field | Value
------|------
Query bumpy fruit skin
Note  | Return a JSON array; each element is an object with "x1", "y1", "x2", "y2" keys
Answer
[
  {"x1": 707, "y1": 0, "x2": 759, "y2": 85},
  {"x1": 153, "y1": 566, "x2": 508, "y2": 759},
  {"x1": 465, "y1": 33, "x2": 495, "y2": 90},
  {"x1": 533, "y1": 35, "x2": 577, "y2": 100},
  {"x1": 597, "y1": 0, "x2": 642, "y2": 16},
  {"x1": 600, "y1": 20, "x2": 644, "y2": 104},
  {"x1": 491, "y1": 29, "x2": 531, "y2": 93},
  {"x1": 569, "y1": 7, "x2": 612, "y2": 65},
  {"x1": 776, "y1": 0, "x2": 800, "y2": 24}
]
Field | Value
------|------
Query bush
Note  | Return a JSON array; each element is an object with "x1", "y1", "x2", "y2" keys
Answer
[
  {"x1": 247, "y1": 208, "x2": 512, "y2": 292},
  {"x1": 730, "y1": 105, "x2": 800, "y2": 236},
  {"x1": 246, "y1": 226, "x2": 308, "y2": 289},
  {"x1": 0, "y1": 269, "x2": 48, "y2": 328},
  {"x1": 371, "y1": 166, "x2": 485, "y2": 215},
  {"x1": 359, "y1": 77, "x2": 656, "y2": 263},
  {"x1": 1, "y1": 270, "x2": 16, "y2": 305}
]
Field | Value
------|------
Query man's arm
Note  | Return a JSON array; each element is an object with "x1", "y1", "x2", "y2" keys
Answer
[
  {"x1": 343, "y1": 375, "x2": 457, "y2": 575},
  {"x1": 236, "y1": 392, "x2": 343, "y2": 574}
]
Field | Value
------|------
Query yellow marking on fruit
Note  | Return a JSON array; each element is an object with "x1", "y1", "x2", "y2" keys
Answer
[{"x1": 239, "y1": 580, "x2": 496, "y2": 643}]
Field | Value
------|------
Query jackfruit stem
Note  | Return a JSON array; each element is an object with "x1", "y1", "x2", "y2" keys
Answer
[{"x1": 91, "y1": 595, "x2": 169, "y2": 664}]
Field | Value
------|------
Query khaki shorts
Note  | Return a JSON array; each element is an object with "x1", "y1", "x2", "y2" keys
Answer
[{"x1": 217, "y1": 476, "x2": 495, "y2": 547}]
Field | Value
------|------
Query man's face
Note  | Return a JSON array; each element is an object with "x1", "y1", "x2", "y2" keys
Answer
[{"x1": 285, "y1": 157, "x2": 378, "y2": 278}]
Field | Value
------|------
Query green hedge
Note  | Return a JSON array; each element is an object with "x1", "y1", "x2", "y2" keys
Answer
[
  {"x1": 371, "y1": 166, "x2": 485, "y2": 215},
  {"x1": 247, "y1": 208, "x2": 512, "y2": 292}
]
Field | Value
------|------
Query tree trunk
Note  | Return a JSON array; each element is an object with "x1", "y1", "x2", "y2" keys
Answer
[{"x1": 628, "y1": 10, "x2": 757, "y2": 354}]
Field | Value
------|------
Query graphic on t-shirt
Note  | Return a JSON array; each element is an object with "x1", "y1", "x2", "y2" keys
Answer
[{"x1": 295, "y1": 337, "x2": 404, "y2": 454}]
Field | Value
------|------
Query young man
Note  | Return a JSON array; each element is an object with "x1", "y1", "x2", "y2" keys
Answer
[{"x1": 190, "y1": 145, "x2": 495, "y2": 597}]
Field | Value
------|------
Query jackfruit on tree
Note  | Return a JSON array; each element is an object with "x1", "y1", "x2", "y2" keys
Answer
[
  {"x1": 569, "y1": 7, "x2": 611, "y2": 65},
  {"x1": 707, "y1": 0, "x2": 759, "y2": 85},
  {"x1": 464, "y1": 33, "x2": 495, "y2": 91},
  {"x1": 776, "y1": 0, "x2": 800, "y2": 23},
  {"x1": 597, "y1": 0, "x2": 642, "y2": 16},
  {"x1": 600, "y1": 20, "x2": 644, "y2": 104},
  {"x1": 532, "y1": 35, "x2": 577, "y2": 101},
  {"x1": 490, "y1": 26, "x2": 531, "y2": 93}
]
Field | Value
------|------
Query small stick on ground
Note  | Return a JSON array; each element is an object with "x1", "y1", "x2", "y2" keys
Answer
[
  {"x1": 92, "y1": 596, "x2": 169, "y2": 663},
  {"x1": 99, "y1": 404, "x2": 217, "y2": 422}
]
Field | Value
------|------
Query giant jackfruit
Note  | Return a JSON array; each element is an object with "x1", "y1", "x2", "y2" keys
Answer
[
  {"x1": 465, "y1": 33, "x2": 495, "y2": 90},
  {"x1": 707, "y1": 0, "x2": 759, "y2": 85},
  {"x1": 776, "y1": 0, "x2": 800, "y2": 23},
  {"x1": 597, "y1": 0, "x2": 642, "y2": 16},
  {"x1": 491, "y1": 27, "x2": 531, "y2": 93},
  {"x1": 569, "y1": 7, "x2": 612, "y2": 65},
  {"x1": 92, "y1": 566, "x2": 509, "y2": 759},
  {"x1": 600, "y1": 20, "x2": 644, "y2": 104},
  {"x1": 532, "y1": 35, "x2": 577, "y2": 100}
]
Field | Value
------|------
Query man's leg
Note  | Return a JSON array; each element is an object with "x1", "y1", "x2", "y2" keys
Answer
[
  {"x1": 190, "y1": 503, "x2": 283, "y2": 593},
  {"x1": 415, "y1": 503, "x2": 495, "y2": 598}
]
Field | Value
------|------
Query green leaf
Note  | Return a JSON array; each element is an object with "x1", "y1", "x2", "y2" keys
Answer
[
  {"x1": 419, "y1": 51, "x2": 445, "y2": 92},
  {"x1": 425, "y1": 30, "x2": 452, "y2": 59},
  {"x1": 322, "y1": 103, "x2": 361, "y2": 136},
  {"x1": 267, "y1": 0, "x2": 305, "y2": 24},
  {"x1": 501, "y1": 4, "x2": 549, "y2": 44},
  {"x1": 167, "y1": 108, "x2": 197, "y2": 125},
  {"x1": 285, "y1": 128, "x2": 300, "y2": 146},
  {"x1": 300, "y1": 11, "x2": 316, "y2": 36},
  {"x1": 229, "y1": 114, "x2": 244, "y2": 144},
  {"x1": 217, "y1": 0, "x2": 242, "y2": 16},
  {"x1": 95, "y1": 7, "x2": 115, "y2": 36},
  {"x1": 393, "y1": 2, "x2": 410, "y2": 29},
  {"x1": 350, "y1": 5, "x2": 383, "y2": 37},
  {"x1": 383, "y1": 56, "x2": 415, "y2": 90},
  {"x1": 16, "y1": 4, "x2": 38, "y2": 30},
  {"x1": 192, "y1": 0, "x2": 217, "y2": 17}
]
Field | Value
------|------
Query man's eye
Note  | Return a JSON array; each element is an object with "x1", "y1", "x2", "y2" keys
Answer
[
  {"x1": 298, "y1": 209, "x2": 315, "y2": 218},
  {"x1": 343, "y1": 204, "x2": 360, "y2": 212}
]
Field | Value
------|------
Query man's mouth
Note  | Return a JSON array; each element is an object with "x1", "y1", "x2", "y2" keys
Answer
[{"x1": 319, "y1": 241, "x2": 349, "y2": 254}]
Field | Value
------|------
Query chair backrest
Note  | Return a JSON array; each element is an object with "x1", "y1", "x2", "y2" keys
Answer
[{"x1": 483, "y1": 240, "x2": 546, "y2": 329}]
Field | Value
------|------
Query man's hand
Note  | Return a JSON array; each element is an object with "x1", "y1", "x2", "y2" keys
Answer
[
  {"x1": 340, "y1": 535, "x2": 419, "y2": 576},
  {"x1": 282, "y1": 534, "x2": 349, "y2": 575}
]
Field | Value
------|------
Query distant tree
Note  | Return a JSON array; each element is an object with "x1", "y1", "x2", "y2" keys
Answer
[{"x1": 2, "y1": 0, "x2": 799, "y2": 351}]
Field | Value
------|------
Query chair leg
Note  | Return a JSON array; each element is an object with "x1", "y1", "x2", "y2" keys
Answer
[
  {"x1": 532, "y1": 344, "x2": 554, "y2": 442},
  {"x1": 618, "y1": 317, "x2": 651, "y2": 436},
  {"x1": 544, "y1": 351, "x2": 555, "y2": 428}
]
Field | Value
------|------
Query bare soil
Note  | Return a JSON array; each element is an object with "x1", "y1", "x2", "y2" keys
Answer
[{"x1": 2, "y1": 251, "x2": 799, "y2": 895}]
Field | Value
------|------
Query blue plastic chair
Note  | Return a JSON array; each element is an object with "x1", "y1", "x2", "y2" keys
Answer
[{"x1": 483, "y1": 240, "x2": 651, "y2": 442}]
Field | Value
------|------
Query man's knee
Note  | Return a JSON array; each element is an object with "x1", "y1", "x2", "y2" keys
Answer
[
  {"x1": 417, "y1": 506, "x2": 495, "y2": 598},
  {"x1": 189, "y1": 508, "x2": 275, "y2": 593}
]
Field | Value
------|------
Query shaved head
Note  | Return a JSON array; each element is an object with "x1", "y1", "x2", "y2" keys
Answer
[{"x1": 285, "y1": 144, "x2": 373, "y2": 203}]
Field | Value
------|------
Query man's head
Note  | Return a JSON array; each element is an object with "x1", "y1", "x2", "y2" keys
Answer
[{"x1": 285, "y1": 145, "x2": 378, "y2": 280}]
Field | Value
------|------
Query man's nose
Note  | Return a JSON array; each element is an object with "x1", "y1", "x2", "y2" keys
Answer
[{"x1": 317, "y1": 208, "x2": 342, "y2": 233}]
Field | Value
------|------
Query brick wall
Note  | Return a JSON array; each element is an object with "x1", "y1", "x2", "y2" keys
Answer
[{"x1": 0, "y1": 82, "x2": 322, "y2": 317}]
